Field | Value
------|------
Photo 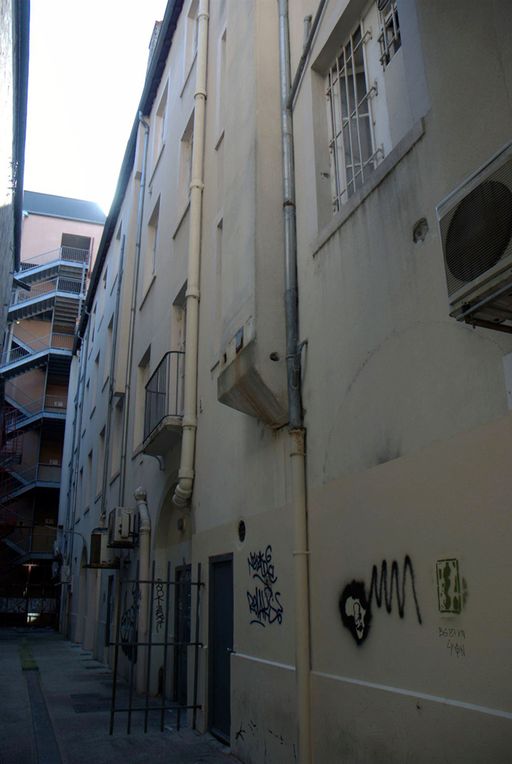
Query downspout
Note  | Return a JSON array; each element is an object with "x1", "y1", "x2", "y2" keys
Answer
[
  {"x1": 134, "y1": 486, "x2": 151, "y2": 693},
  {"x1": 277, "y1": 2, "x2": 316, "y2": 762},
  {"x1": 64, "y1": 321, "x2": 91, "y2": 637},
  {"x1": 100, "y1": 233, "x2": 126, "y2": 523},
  {"x1": 172, "y1": 0, "x2": 209, "y2": 508},
  {"x1": 119, "y1": 114, "x2": 150, "y2": 507}
]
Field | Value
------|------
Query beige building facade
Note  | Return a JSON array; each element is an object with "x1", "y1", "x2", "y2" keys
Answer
[{"x1": 59, "y1": 1, "x2": 512, "y2": 761}]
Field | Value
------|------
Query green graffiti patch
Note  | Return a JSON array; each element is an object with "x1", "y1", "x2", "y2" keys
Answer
[{"x1": 436, "y1": 559, "x2": 462, "y2": 614}]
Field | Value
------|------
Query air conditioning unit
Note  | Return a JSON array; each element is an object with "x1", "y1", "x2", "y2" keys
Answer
[
  {"x1": 89, "y1": 527, "x2": 119, "y2": 567},
  {"x1": 437, "y1": 142, "x2": 512, "y2": 328},
  {"x1": 108, "y1": 507, "x2": 136, "y2": 548}
]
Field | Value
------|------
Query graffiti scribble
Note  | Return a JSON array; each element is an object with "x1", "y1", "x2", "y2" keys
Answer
[
  {"x1": 120, "y1": 582, "x2": 140, "y2": 662},
  {"x1": 339, "y1": 555, "x2": 421, "y2": 645},
  {"x1": 155, "y1": 579, "x2": 165, "y2": 632},
  {"x1": 246, "y1": 545, "x2": 284, "y2": 627}
]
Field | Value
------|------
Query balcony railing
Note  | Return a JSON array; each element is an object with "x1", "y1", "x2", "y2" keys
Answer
[
  {"x1": 3, "y1": 524, "x2": 57, "y2": 556},
  {"x1": 0, "y1": 332, "x2": 74, "y2": 368},
  {"x1": 19, "y1": 246, "x2": 89, "y2": 270},
  {"x1": 144, "y1": 351, "x2": 184, "y2": 442},
  {"x1": 0, "y1": 462, "x2": 62, "y2": 504},
  {"x1": 11, "y1": 275, "x2": 83, "y2": 305}
]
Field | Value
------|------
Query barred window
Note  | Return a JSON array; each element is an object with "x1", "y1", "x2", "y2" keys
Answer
[
  {"x1": 378, "y1": 0, "x2": 401, "y2": 68},
  {"x1": 326, "y1": 24, "x2": 380, "y2": 212}
]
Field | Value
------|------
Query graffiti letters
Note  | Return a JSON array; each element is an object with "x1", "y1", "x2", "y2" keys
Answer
[
  {"x1": 438, "y1": 626, "x2": 466, "y2": 658},
  {"x1": 120, "y1": 582, "x2": 140, "y2": 662},
  {"x1": 246, "y1": 545, "x2": 284, "y2": 627},
  {"x1": 339, "y1": 555, "x2": 422, "y2": 645},
  {"x1": 155, "y1": 579, "x2": 165, "y2": 633}
]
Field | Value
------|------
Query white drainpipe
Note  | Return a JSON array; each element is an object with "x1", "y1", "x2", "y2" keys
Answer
[
  {"x1": 172, "y1": 0, "x2": 210, "y2": 508},
  {"x1": 135, "y1": 486, "x2": 151, "y2": 693}
]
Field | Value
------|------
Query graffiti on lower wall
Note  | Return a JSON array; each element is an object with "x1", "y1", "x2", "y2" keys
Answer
[
  {"x1": 436, "y1": 559, "x2": 468, "y2": 614},
  {"x1": 339, "y1": 555, "x2": 422, "y2": 645},
  {"x1": 120, "y1": 582, "x2": 140, "y2": 662},
  {"x1": 246, "y1": 545, "x2": 284, "y2": 627}
]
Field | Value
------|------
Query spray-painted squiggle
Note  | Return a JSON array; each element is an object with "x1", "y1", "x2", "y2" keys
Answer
[
  {"x1": 368, "y1": 555, "x2": 422, "y2": 623},
  {"x1": 339, "y1": 555, "x2": 422, "y2": 644}
]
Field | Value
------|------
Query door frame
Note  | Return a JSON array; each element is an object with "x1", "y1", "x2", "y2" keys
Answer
[{"x1": 208, "y1": 553, "x2": 233, "y2": 743}]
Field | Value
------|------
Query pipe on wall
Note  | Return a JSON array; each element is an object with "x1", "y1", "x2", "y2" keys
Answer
[
  {"x1": 172, "y1": 0, "x2": 210, "y2": 508},
  {"x1": 135, "y1": 486, "x2": 151, "y2": 693},
  {"x1": 277, "y1": 1, "x2": 313, "y2": 762},
  {"x1": 119, "y1": 114, "x2": 150, "y2": 508}
]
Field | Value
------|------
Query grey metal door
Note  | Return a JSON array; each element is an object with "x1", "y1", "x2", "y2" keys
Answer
[{"x1": 209, "y1": 555, "x2": 233, "y2": 743}]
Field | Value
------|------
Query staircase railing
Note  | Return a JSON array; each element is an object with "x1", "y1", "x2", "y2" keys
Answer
[
  {"x1": 0, "y1": 462, "x2": 62, "y2": 504},
  {"x1": 19, "y1": 246, "x2": 89, "y2": 271},
  {"x1": 11, "y1": 275, "x2": 83, "y2": 305},
  {"x1": 0, "y1": 331, "x2": 74, "y2": 368}
]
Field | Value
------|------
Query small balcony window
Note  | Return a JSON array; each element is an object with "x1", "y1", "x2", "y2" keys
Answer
[{"x1": 143, "y1": 351, "x2": 184, "y2": 456}]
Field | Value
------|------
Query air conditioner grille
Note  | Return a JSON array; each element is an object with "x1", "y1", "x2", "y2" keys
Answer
[
  {"x1": 439, "y1": 150, "x2": 512, "y2": 300},
  {"x1": 445, "y1": 180, "x2": 512, "y2": 288}
]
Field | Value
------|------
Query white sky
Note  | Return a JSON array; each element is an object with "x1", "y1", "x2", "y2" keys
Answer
[{"x1": 24, "y1": 0, "x2": 169, "y2": 214}]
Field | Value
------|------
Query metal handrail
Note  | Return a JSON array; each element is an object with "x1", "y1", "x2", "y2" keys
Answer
[
  {"x1": 0, "y1": 332, "x2": 74, "y2": 367},
  {"x1": 12, "y1": 275, "x2": 83, "y2": 305},
  {"x1": 144, "y1": 351, "x2": 185, "y2": 441},
  {"x1": 19, "y1": 246, "x2": 89, "y2": 270},
  {"x1": 0, "y1": 462, "x2": 62, "y2": 503}
]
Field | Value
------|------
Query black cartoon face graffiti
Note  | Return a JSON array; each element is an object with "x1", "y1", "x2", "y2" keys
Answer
[
  {"x1": 339, "y1": 556, "x2": 422, "y2": 645},
  {"x1": 339, "y1": 580, "x2": 372, "y2": 645}
]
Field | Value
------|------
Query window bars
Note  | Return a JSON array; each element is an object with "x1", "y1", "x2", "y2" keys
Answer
[
  {"x1": 326, "y1": 24, "x2": 380, "y2": 212},
  {"x1": 378, "y1": 0, "x2": 401, "y2": 68}
]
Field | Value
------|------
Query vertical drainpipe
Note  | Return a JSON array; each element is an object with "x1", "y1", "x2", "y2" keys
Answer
[
  {"x1": 119, "y1": 114, "x2": 150, "y2": 508},
  {"x1": 172, "y1": 0, "x2": 210, "y2": 508},
  {"x1": 135, "y1": 486, "x2": 151, "y2": 693},
  {"x1": 277, "y1": 2, "x2": 312, "y2": 762},
  {"x1": 63, "y1": 321, "x2": 90, "y2": 637},
  {"x1": 100, "y1": 233, "x2": 126, "y2": 524}
]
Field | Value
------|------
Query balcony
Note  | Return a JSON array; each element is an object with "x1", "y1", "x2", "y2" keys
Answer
[
  {"x1": 142, "y1": 351, "x2": 184, "y2": 457},
  {"x1": 0, "y1": 462, "x2": 62, "y2": 505},
  {"x1": 4, "y1": 384, "x2": 67, "y2": 431},
  {"x1": 2, "y1": 523, "x2": 57, "y2": 562},
  {"x1": 19, "y1": 245, "x2": 89, "y2": 281},
  {"x1": 0, "y1": 332, "x2": 74, "y2": 378},
  {"x1": 8, "y1": 275, "x2": 84, "y2": 322}
]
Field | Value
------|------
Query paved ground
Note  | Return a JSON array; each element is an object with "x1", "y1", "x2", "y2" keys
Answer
[{"x1": 0, "y1": 628, "x2": 240, "y2": 764}]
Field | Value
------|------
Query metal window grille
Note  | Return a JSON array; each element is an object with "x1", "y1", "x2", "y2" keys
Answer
[
  {"x1": 378, "y1": 0, "x2": 401, "y2": 68},
  {"x1": 326, "y1": 23, "x2": 380, "y2": 212}
]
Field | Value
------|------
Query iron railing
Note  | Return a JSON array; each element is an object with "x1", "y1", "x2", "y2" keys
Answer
[
  {"x1": 144, "y1": 351, "x2": 184, "y2": 441},
  {"x1": 0, "y1": 332, "x2": 74, "y2": 368},
  {"x1": 19, "y1": 246, "x2": 89, "y2": 270},
  {"x1": 11, "y1": 275, "x2": 83, "y2": 305},
  {"x1": 0, "y1": 462, "x2": 62, "y2": 504}
]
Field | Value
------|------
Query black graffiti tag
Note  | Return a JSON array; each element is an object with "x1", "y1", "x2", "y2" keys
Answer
[
  {"x1": 120, "y1": 582, "x2": 140, "y2": 662},
  {"x1": 155, "y1": 579, "x2": 165, "y2": 633},
  {"x1": 247, "y1": 545, "x2": 284, "y2": 627},
  {"x1": 339, "y1": 555, "x2": 422, "y2": 645}
]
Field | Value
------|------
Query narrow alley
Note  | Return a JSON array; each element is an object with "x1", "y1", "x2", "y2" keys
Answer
[{"x1": 0, "y1": 628, "x2": 239, "y2": 764}]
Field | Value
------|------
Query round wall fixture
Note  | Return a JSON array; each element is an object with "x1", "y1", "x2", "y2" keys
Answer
[{"x1": 238, "y1": 520, "x2": 246, "y2": 543}]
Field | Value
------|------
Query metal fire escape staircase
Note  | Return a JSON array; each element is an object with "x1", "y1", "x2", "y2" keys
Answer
[{"x1": 0, "y1": 246, "x2": 86, "y2": 571}]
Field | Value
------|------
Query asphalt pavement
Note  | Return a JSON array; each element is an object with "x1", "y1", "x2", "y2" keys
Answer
[{"x1": 0, "y1": 628, "x2": 240, "y2": 764}]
